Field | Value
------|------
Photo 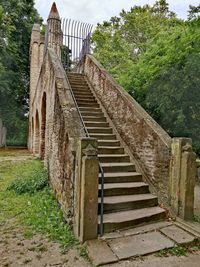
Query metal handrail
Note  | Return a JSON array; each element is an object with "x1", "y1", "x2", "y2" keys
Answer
[
  {"x1": 63, "y1": 71, "x2": 104, "y2": 236},
  {"x1": 44, "y1": 16, "x2": 103, "y2": 234}
]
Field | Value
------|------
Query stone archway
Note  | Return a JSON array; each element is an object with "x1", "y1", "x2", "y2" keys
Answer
[
  {"x1": 31, "y1": 117, "x2": 34, "y2": 152},
  {"x1": 40, "y1": 92, "x2": 47, "y2": 159},
  {"x1": 34, "y1": 110, "x2": 40, "y2": 155}
]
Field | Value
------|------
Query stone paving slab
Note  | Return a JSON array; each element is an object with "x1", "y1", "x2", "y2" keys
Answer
[
  {"x1": 102, "y1": 221, "x2": 172, "y2": 240},
  {"x1": 160, "y1": 225, "x2": 196, "y2": 244},
  {"x1": 121, "y1": 221, "x2": 172, "y2": 237},
  {"x1": 86, "y1": 239, "x2": 118, "y2": 266},
  {"x1": 108, "y1": 231, "x2": 174, "y2": 260},
  {"x1": 176, "y1": 218, "x2": 200, "y2": 238}
]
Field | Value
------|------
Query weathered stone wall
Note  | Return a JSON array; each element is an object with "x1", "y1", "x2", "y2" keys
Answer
[
  {"x1": 77, "y1": 55, "x2": 172, "y2": 205},
  {"x1": 29, "y1": 32, "x2": 85, "y2": 220},
  {"x1": 197, "y1": 160, "x2": 200, "y2": 183}
]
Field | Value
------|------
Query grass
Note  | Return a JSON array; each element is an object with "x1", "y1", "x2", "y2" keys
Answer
[
  {"x1": 194, "y1": 214, "x2": 200, "y2": 224},
  {"x1": 156, "y1": 245, "x2": 187, "y2": 257},
  {"x1": 156, "y1": 241, "x2": 200, "y2": 257},
  {"x1": 0, "y1": 157, "x2": 76, "y2": 251},
  {"x1": 0, "y1": 147, "x2": 30, "y2": 157},
  {"x1": 7, "y1": 167, "x2": 48, "y2": 194}
]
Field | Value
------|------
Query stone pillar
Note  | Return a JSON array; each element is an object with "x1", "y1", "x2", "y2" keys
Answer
[
  {"x1": 169, "y1": 138, "x2": 196, "y2": 220},
  {"x1": 29, "y1": 24, "x2": 44, "y2": 151},
  {"x1": 47, "y1": 2, "x2": 63, "y2": 58},
  {"x1": 30, "y1": 24, "x2": 41, "y2": 105},
  {"x1": 74, "y1": 138, "x2": 99, "y2": 243},
  {"x1": 179, "y1": 143, "x2": 196, "y2": 219}
]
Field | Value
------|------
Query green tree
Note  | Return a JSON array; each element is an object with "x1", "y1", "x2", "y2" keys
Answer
[
  {"x1": 92, "y1": 0, "x2": 179, "y2": 85},
  {"x1": 92, "y1": 1, "x2": 200, "y2": 154},
  {"x1": 0, "y1": 0, "x2": 42, "y2": 145}
]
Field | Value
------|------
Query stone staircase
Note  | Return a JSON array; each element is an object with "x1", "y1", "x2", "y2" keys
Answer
[{"x1": 67, "y1": 72, "x2": 166, "y2": 234}]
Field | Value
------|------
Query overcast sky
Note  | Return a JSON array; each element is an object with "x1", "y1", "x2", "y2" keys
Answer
[{"x1": 35, "y1": 0, "x2": 200, "y2": 25}]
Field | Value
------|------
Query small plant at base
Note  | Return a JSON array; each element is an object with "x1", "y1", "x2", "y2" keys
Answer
[
  {"x1": 78, "y1": 245, "x2": 90, "y2": 261},
  {"x1": 1, "y1": 159, "x2": 76, "y2": 252},
  {"x1": 156, "y1": 245, "x2": 187, "y2": 257},
  {"x1": 7, "y1": 169, "x2": 48, "y2": 194},
  {"x1": 194, "y1": 215, "x2": 200, "y2": 224}
]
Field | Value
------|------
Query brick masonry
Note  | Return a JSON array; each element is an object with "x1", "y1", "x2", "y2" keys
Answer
[{"x1": 29, "y1": 24, "x2": 85, "y2": 220}]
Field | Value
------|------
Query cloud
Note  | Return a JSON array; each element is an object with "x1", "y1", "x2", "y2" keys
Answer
[{"x1": 35, "y1": 0, "x2": 200, "y2": 25}]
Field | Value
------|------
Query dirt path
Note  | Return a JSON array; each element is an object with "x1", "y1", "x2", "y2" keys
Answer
[
  {"x1": 0, "y1": 148, "x2": 91, "y2": 267},
  {"x1": 0, "y1": 221, "x2": 90, "y2": 267}
]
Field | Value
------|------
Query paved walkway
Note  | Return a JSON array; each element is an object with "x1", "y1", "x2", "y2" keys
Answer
[
  {"x1": 102, "y1": 252, "x2": 200, "y2": 267},
  {"x1": 87, "y1": 220, "x2": 200, "y2": 266}
]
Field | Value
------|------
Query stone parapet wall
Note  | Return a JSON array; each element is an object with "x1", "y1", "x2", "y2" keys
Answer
[
  {"x1": 29, "y1": 43, "x2": 85, "y2": 220},
  {"x1": 77, "y1": 55, "x2": 172, "y2": 205},
  {"x1": 197, "y1": 160, "x2": 200, "y2": 183}
]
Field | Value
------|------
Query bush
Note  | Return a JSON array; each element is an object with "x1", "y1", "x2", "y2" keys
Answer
[{"x1": 7, "y1": 169, "x2": 48, "y2": 194}]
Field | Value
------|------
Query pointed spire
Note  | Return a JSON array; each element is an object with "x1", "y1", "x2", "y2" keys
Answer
[
  {"x1": 48, "y1": 2, "x2": 60, "y2": 20},
  {"x1": 51, "y1": 2, "x2": 58, "y2": 12}
]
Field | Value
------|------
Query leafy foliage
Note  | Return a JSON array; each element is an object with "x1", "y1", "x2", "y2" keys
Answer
[
  {"x1": 156, "y1": 245, "x2": 187, "y2": 257},
  {"x1": 0, "y1": 0, "x2": 42, "y2": 145},
  {"x1": 92, "y1": 1, "x2": 200, "y2": 154},
  {"x1": 0, "y1": 157, "x2": 76, "y2": 250},
  {"x1": 7, "y1": 167, "x2": 48, "y2": 194}
]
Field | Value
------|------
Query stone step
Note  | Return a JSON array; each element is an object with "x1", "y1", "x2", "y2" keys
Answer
[
  {"x1": 98, "y1": 182, "x2": 149, "y2": 196},
  {"x1": 87, "y1": 127, "x2": 113, "y2": 134},
  {"x1": 76, "y1": 96, "x2": 97, "y2": 103},
  {"x1": 99, "y1": 194, "x2": 158, "y2": 213},
  {"x1": 75, "y1": 95, "x2": 95, "y2": 101},
  {"x1": 79, "y1": 107, "x2": 102, "y2": 113},
  {"x1": 98, "y1": 140, "x2": 120, "y2": 146},
  {"x1": 73, "y1": 91, "x2": 93, "y2": 97},
  {"x1": 72, "y1": 89, "x2": 91, "y2": 94},
  {"x1": 68, "y1": 75, "x2": 85, "y2": 79},
  {"x1": 68, "y1": 80, "x2": 86, "y2": 84},
  {"x1": 78, "y1": 102, "x2": 99, "y2": 108},
  {"x1": 100, "y1": 163, "x2": 136, "y2": 172},
  {"x1": 70, "y1": 85, "x2": 88, "y2": 92},
  {"x1": 69, "y1": 81, "x2": 88, "y2": 86},
  {"x1": 77, "y1": 101, "x2": 98, "y2": 107},
  {"x1": 99, "y1": 172, "x2": 143, "y2": 183},
  {"x1": 98, "y1": 146, "x2": 124, "y2": 155},
  {"x1": 83, "y1": 116, "x2": 107, "y2": 122},
  {"x1": 77, "y1": 101, "x2": 97, "y2": 106},
  {"x1": 90, "y1": 133, "x2": 117, "y2": 140},
  {"x1": 81, "y1": 112, "x2": 105, "y2": 118},
  {"x1": 85, "y1": 122, "x2": 109, "y2": 128},
  {"x1": 98, "y1": 207, "x2": 166, "y2": 233},
  {"x1": 98, "y1": 154, "x2": 130, "y2": 163},
  {"x1": 67, "y1": 73, "x2": 84, "y2": 77},
  {"x1": 71, "y1": 84, "x2": 88, "y2": 88}
]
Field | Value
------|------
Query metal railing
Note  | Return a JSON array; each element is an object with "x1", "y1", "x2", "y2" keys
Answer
[
  {"x1": 44, "y1": 17, "x2": 103, "y2": 234},
  {"x1": 63, "y1": 72, "x2": 104, "y2": 236},
  {"x1": 61, "y1": 19, "x2": 93, "y2": 71},
  {"x1": 61, "y1": 18, "x2": 104, "y2": 236}
]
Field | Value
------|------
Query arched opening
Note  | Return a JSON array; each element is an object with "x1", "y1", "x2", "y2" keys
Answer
[
  {"x1": 31, "y1": 117, "x2": 34, "y2": 152},
  {"x1": 40, "y1": 92, "x2": 47, "y2": 159},
  {"x1": 34, "y1": 110, "x2": 40, "y2": 155}
]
